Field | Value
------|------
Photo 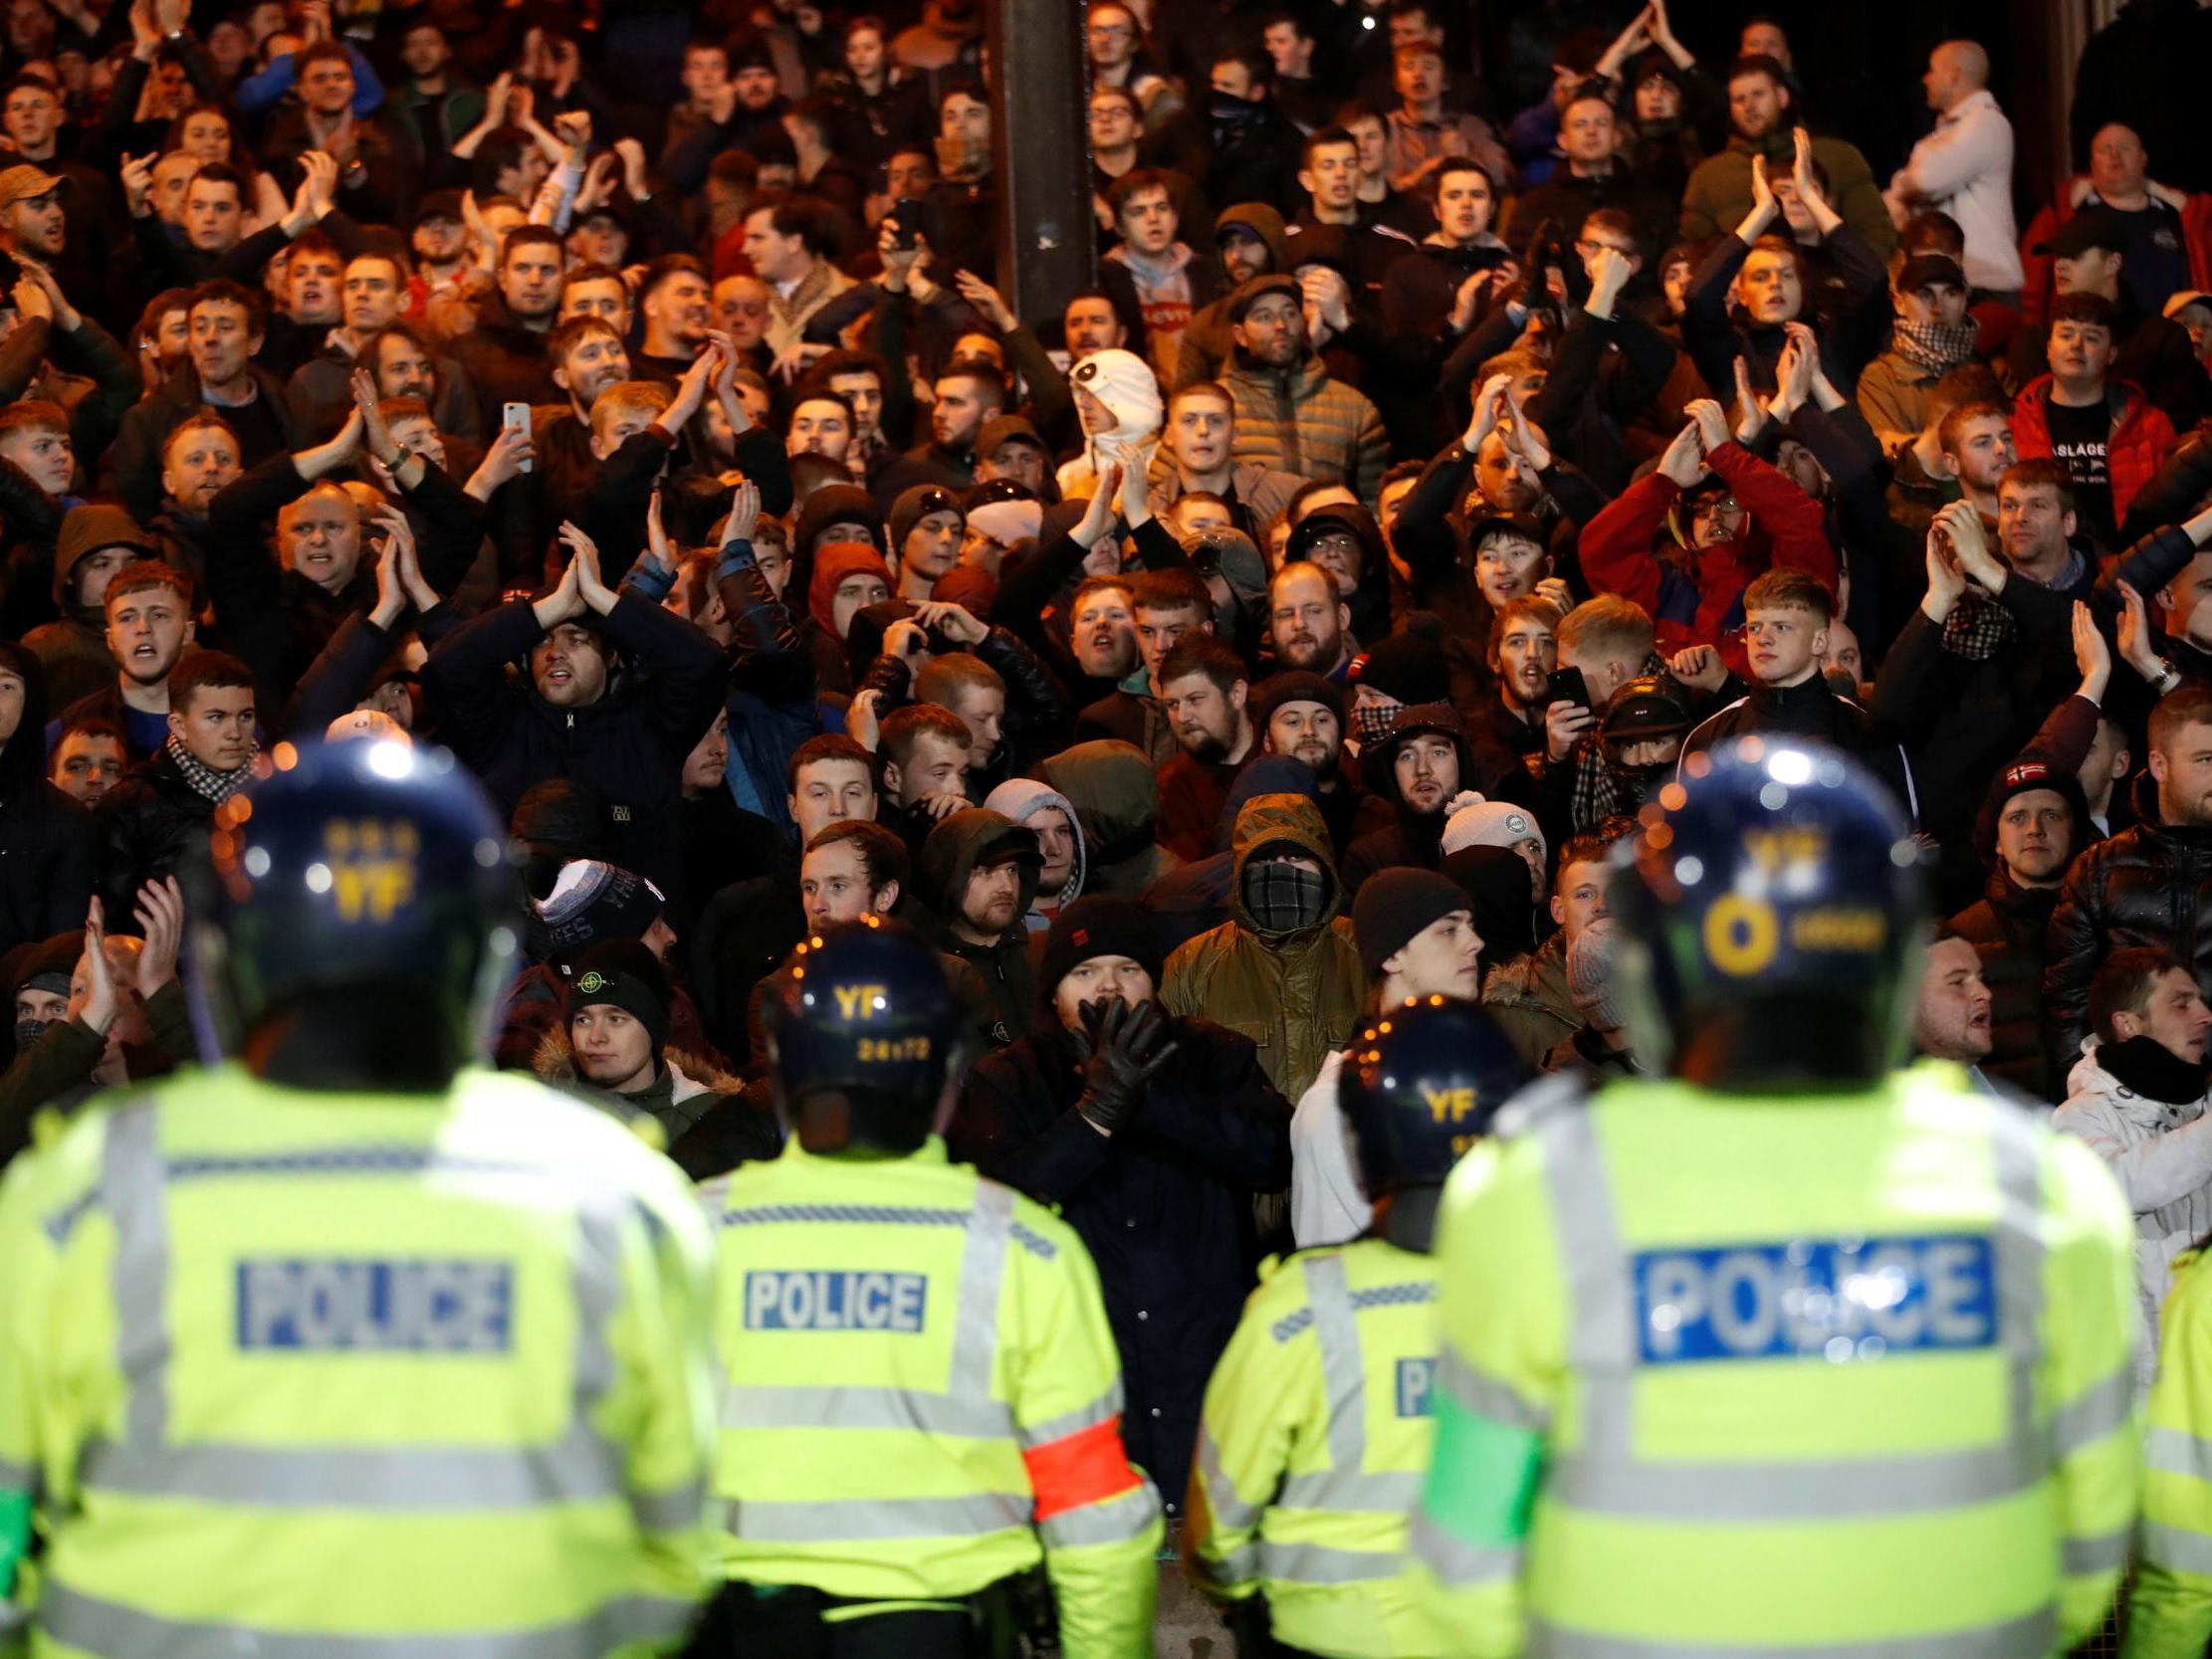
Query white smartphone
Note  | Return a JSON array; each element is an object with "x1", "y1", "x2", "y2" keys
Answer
[{"x1": 502, "y1": 401, "x2": 533, "y2": 474}]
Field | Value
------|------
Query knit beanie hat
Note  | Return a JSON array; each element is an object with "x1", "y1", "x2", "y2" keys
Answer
[
  {"x1": 1039, "y1": 895, "x2": 1164, "y2": 999},
  {"x1": 1972, "y1": 755, "x2": 2092, "y2": 868},
  {"x1": 1566, "y1": 917, "x2": 1624, "y2": 1033},
  {"x1": 564, "y1": 937, "x2": 671, "y2": 1055},
  {"x1": 1250, "y1": 669, "x2": 1347, "y2": 728},
  {"x1": 792, "y1": 484, "x2": 883, "y2": 557},
  {"x1": 807, "y1": 541, "x2": 895, "y2": 638},
  {"x1": 538, "y1": 860, "x2": 666, "y2": 959},
  {"x1": 1352, "y1": 867, "x2": 1471, "y2": 978},
  {"x1": 1442, "y1": 799, "x2": 1548, "y2": 868},
  {"x1": 888, "y1": 484, "x2": 964, "y2": 557},
  {"x1": 1442, "y1": 844, "x2": 1536, "y2": 960},
  {"x1": 1350, "y1": 614, "x2": 1449, "y2": 707}
]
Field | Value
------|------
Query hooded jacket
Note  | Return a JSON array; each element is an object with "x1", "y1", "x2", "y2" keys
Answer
[
  {"x1": 1160, "y1": 791, "x2": 1367, "y2": 1103},
  {"x1": 2054, "y1": 1036, "x2": 2212, "y2": 1391},
  {"x1": 1056, "y1": 347, "x2": 1165, "y2": 501},
  {"x1": 983, "y1": 777, "x2": 1087, "y2": 930},
  {"x1": 1142, "y1": 754, "x2": 1322, "y2": 953},
  {"x1": 916, "y1": 808, "x2": 1041, "y2": 1044},
  {"x1": 22, "y1": 507, "x2": 141, "y2": 713},
  {"x1": 1040, "y1": 738, "x2": 1183, "y2": 898},
  {"x1": 1174, "y1": 202, "x2": 1289, "y2": 389}
]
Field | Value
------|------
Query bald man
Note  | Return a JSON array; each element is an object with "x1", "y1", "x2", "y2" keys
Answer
[{"x1": 1886, "y1": 40, "x2": 2022, "y2": 298}]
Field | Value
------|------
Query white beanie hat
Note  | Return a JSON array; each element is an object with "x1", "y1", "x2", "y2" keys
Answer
[
  {"x1": 966, "y1": 498, "x2": 1042, "y2": 546},
  {"x1": 1442, "y1": 798, "x2": 1547, "y2": 866}
]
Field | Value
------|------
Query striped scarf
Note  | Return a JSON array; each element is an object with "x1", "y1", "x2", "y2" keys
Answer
[{"x1": 165, "y1": 734, "x2": 255, "y2": 804}]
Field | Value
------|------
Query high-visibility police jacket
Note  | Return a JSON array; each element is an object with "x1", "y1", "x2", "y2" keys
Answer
[
  {"x1": 1410, "y1": 1065, "x2": 2141, "y2": 1659},
  {"x1": 2125, "y1": 1248, "x2": 2212, "y2": 1656},
  {"x1": 1187, "y1": 1238, "x2": 1443, "y2": 1659},
  {"x1": 705, "y1": 1137, "x2": 1163, "y2": 1659},
  {"x1": 0, "y1": 1064, "x2": 719, "y2": 1658}
]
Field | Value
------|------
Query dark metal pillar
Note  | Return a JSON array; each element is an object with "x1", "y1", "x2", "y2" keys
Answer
[{"x1": 988, "y1": 0, "x2": 1094, "y2": 333}]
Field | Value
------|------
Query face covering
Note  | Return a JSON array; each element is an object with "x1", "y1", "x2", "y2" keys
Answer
[
  {"x1": 1354, "y1": 697, "x2": 1402, "y2": 748},
  {"x1": 1243, "y1": 858, "x2": 1331, "y2": 933},
  {"x1": 14, "y1": 1017, "x2": 48, "y2": 1053}
]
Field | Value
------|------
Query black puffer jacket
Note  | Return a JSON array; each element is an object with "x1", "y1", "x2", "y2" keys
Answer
[
  {"x1": 952, "y1": 1008, "x2": 1291, "y2": 1519},
  {"x1": 2046, "y1": 773, "x2": 2212, "y2": 1065},
  {"x1": 1949, "y1": 867, "x2": 2066, "y2": 1103}
]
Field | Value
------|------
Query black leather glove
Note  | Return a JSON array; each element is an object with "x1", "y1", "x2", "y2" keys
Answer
[{"x1": 1072, "y1": 998, "x2": 1180, "y2": 1135}]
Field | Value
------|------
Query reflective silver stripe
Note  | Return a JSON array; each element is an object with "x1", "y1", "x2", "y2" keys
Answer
[
  {"x1": 1407, "y1": 1510, "x2": 1519, "y2": 1588},
  {"x1": 80, "y1": 1423, "x2": 626, "y2": 1510},
  {"x1": 1193, "y1": 1424, "x2": 1261, "y2": 1533},
  {"x1": 950, "y1": 1184, "x2": 1013, "y2": 1399},
  {"x1": 629, "y1": 1475, "x2": 705, "y2": 1534},
  {"x1": 2142, "y1": 1519, "x2": 2212, "y2": 1574},
  {"x1": 1275, "y1": 1467, "x2": 1423, "y2": 1513},
  {"x1": 1986, "y1": 1107, "x2": 2048, "y2": 1478},
  {"x1": 2148, "y1": 1424, "x2": 2212, "y2": 1482},
  {"x1": 0, "y1": 1455, "x2": 35, "y2": 1489},
  {"x1": 1438, "y1": 1347, "x2": 1551, "y2": 1433},
  {"x1": 1255, "y1": 1539, "x2": 1402, "y2": 1584},
  {"x1": 1536, "y1": 1106, "x2": 1635, "y2": 1464},
  {"x1": 2055, "y1": 1364, "x2": 2133, "y2": 1457},
  {"x1": 102, "y1": 1102, "x2": 168, "y2": 1451},
  {"x1": 730, "y1": 1491, "x2": 1029, "y2": 1542},
  {"x1": 39, "y1": 1581, "x2": 695, "y2": 1659},
  {"x1": 2063, "y1": 1527, "x2": 2130, "y2": 1575},
  {"x1": 1545, "y1": 1441, "x2": 2041, "y2": 1520},
  {"x1": 723, "y1": 1383, "x2": 1012, "y2": 1439},
  {"x1": 1017, "y1": 1380, "x2": 1124, "y2": 1449},
  {"x1": 1036, "y1": 1477, "x2": 1161, "y2": 1548},
  {"x1": 570, "y1": 1190, "x2": 622, "y2": 1404},
  {"x1": 1190, "y1": 1545, "x2": 1258, "y2": 1590},
  {"x1": 1302, "y1": 1254, "x2": 1366, "y2": 1476},
  {"x1": 1526, "y1": 1607, "x2": 2059, "y2": 1659}
]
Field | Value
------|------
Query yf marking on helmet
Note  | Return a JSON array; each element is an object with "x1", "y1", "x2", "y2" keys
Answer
[
  {"x1": 1744, "y1": 826, "x2": 1826, "y2": 873},
  {"x1": 320, "y1": 819, "x2": 419, "y2": 924},
  {"x1": 1424, "y1": 1085, "x2": 1478, "y2": 1124},
  {"x1": 832, "y1": 982, "x2": 887, "y2": 1019}
]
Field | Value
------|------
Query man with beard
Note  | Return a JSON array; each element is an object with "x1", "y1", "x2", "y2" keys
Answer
[
  {"x1": 1175, "y1": 202, "x2": 1288, "y2": 389},
  {"x1": 1950, "y1": 750, "x2": 2095, "y2": 1101},
  {"x1": 1479, "y1": 593, "x2": 1562, "y2": 767},
  {"x1": 917, "y1": 806, "x2": 1039, "y2": 1043},
  {"x1": 1268, "y1": 562, "x2": 1353, "y2": 681},
  {"x1": 2048, "y1": 682, "x2": 2212, "y2": 1059},
  {"x1": 1155, "y1": 635, "x2": 1256, "y2": 862},
  {"x1": 1255, "y1": 670, "x2": 1360, "y2": 855},
  {"x1": 1678, "y1": 55, "x2": 1894, "y2": 258},
  {"x1": 983, "y1": 778, "x2": 1085, "y2": 930},
  {"x1": 873, "y1": 359, "x2": 1005, "y2": 505},
  {"x1": 1217, "y1": 275, "x2": 1388, "y2": 509},
  {"x1": 1342, "y1": 702, "x2": 1485, "y2": 895}
]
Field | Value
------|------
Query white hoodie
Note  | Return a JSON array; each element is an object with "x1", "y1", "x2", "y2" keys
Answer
[{"x1": 2053, "y1": 1037, "x2": 2212, "y2": 1391}]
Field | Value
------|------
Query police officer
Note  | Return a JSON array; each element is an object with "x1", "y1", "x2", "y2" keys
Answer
[
  {"x1": 1188, "y1": 996, "x2": 1529, "y2": 1659},
  {"x1": 700, "y1": 916, "x2": 1162, "y2": 1658},
  {"x1": 0, "y1": 739, "x2": 718, "y2": 1653},
  {"x1": 1409, "y1": 737, "x2": 2142, "y2": 1657}
]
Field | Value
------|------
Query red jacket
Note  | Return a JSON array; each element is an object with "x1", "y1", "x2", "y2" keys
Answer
[
  {"x1": 2019, "y1": 183, "x2": 2212, "y2": 324},
  {"x1": 2009, "y1": 375, "x2": 2175, "y2": 529},
  {"x1": 1577, "y1": 441, "x2": 1840, "y2": 678}
]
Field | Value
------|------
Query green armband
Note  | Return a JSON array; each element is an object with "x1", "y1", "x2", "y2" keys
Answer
[{"x1": 1421, "y1": 1392, "x2": 1544, "y2": 1548}]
